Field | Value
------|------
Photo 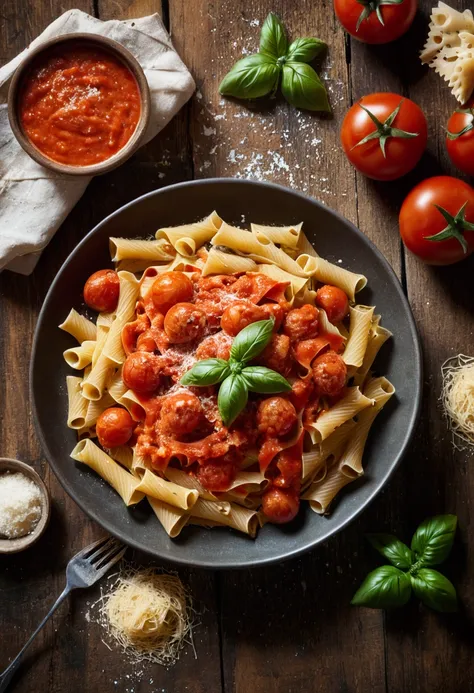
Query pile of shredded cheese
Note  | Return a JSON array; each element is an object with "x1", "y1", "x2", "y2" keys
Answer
[
  {"x1": 97, "y1": 566, "x2": 194, "y2": 666},
  {"x1": 0, "y1": 472, "x2": 43, "y2": 539},
  {"x1": 441, "y1": 354, "x2": 474, "y2": 449}
]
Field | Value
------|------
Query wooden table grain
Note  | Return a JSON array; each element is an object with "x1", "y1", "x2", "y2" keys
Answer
[{"x1": 1, "y1": 1, "x2": 474, "y2": 691}]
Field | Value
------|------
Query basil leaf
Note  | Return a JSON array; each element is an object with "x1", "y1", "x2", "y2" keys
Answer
[
  {"x1": 366, "y1": 534, "x2": 414, "y2": 571},
  {"x1": 410, "y1": 569, "x2": 458, "y2": 613},
  {"x1": 286, "y1": 38, "x2": 326, "y2": 63},
  {"x1": 219, "y1": 54, "x2": 280, "y2": 100},
  {"x1": 241, "y1": 366, "x2": 292, "y2": 394},
  {"x1": 230, "y1": 318, "x2": 275, "y2": 363},
  {"x1": 411, "y1": 515, "x2": 457, "y2": 567},
  {"x1": 218, "y1": 374, "x2": 248, "y2": 427},
  {"x1": 260, "y1": 12, "x2": 288, "y2": 59},
  {"x1": 281, "y1": 62, "x2": 330, "y2": 112},
  {"x1": 351, "y1": 566, "x2": 411, "y2": 609},
  {"x1": 181, "y1": 359, "x2": 230, "y2": 386}
]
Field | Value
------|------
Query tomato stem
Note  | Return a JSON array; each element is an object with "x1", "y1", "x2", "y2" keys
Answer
[
  {"x1": 352, "y1": 100, "x2": 419, "y2": 158},
  {"x1": 356, "y1": 0, "x2": 404, "y2": 31},
  {"x1": 446, "y1": 108, "x2": 474, "y2": 140},
  {"x1": 425, "y1": 202, "x2": 474, "y2": 254}
]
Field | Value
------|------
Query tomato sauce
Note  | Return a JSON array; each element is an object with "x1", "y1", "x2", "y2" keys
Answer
[{"x1": 18, "y1": 44, "x2": 141, "y2": 166}]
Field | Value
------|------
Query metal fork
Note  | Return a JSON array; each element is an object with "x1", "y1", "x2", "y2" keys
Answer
[{"x1": 0, "y1": 536, "x2": 126, "y2": 693}]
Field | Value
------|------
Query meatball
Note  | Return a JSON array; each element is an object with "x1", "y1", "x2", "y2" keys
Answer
[
  {"x1": 164, "y1": 303, "x2": 207, "y2": 344},
  {"x1": 261, "y1": 487, "x2": 300, "y2": 524},
  {"x1": 260, "y1": 303, "x2": 284, "y2": 330},
  {"x1": 257, "y1": 333, "x2": 292, "y2": 376},
  {"x1": 96, "y1": 407, "x2": 134, "y2": 448},
  {"x1": 289, "y1": 377, "x2": 314, "y2": 411},
  {"x1": 257, "y1": 397, "x2": 297, "y2": 437},
  {"x1": 220, "y1": 301, "x2": 265, "y2": 336},
  {"x1": 196, "y1": 452, "x2": 238, "y2": 492},
  {"x1": 122, "y1": 351, "x2": 163, "y2": 394},
  {"x1": 195, "y1": 332, "x2": 232, "y2": 361},
  {"x1": 136, "y1": 331, "x2": 157, "y2": 352},
  {"x1": 159, "y1": 392, "x2": 203, "y2": 436},
  {"x1": 150, "y1": 272, "x2": 194, "y2": 314},
  {"x1": 83, "y1": 269, "x2": 120, "y2": 312},
  {"x1": 315, "y1": 285, "x2": 349, "y2": 324},
  {"x1": 283, "y1": 304, "x2": 319, "y2": 341},
  {"x1": 312, "y1": 350, "x2": 347, "y2": 397}
]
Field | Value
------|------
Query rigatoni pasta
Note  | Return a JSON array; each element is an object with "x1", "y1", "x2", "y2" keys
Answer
[{"x1": 60, "y1": 213, "x2": 394, "y2": 538}]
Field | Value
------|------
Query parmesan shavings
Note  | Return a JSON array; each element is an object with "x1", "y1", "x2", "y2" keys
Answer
[
  {"x1": 0, "y1": 472, "x2": 43, "y2": 539},
  {"x1": 96, "y1": 566, "x2": 194, "y2": 666},
  {"x1": 441, "y1": 354, "x2": 474, "y2": 449}
]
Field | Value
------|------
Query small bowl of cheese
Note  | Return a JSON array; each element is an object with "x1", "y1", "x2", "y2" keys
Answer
[{"x1": 0, "y1": 458, "x2": 51, "y2": 554}]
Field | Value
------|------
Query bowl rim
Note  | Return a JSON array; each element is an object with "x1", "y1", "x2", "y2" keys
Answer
[
  {"x1": 30, "y1": 178, "x2": 423, "y2": 569},
  {"x1": 0, "y1": 457, "x2": 51, "y2": 554},
  {"x1": 8, "y1": 32, "x2": 151, "y2": 177}
]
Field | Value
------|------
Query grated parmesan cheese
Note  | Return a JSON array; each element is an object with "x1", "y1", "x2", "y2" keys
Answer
[
  {"x1": 0, "y1": 472, "x2": 43, "y2": 539},
  {"x1": 95, "y1": 566, "x2": 195, "y2": 666}
]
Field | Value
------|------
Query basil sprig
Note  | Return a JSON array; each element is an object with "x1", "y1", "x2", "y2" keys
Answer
[
  {"x1": 180, "y1": 318, "x2": 291, "y2": 427},
  {"x1": 352, "y1": 515, "x2": 458, "y2": 613},
  {"x1": 219, "y1": 13, "x2": 330, "y2": 112}
]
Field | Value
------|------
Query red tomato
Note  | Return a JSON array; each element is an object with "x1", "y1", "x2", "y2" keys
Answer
[
  {"x1": 446, "y1": 101, "x2": 474, "y2": 177},
  {"x1": 315, "y1": 285, "x2": 349, "y2": 323},
  {"x1": 341, "y1": 93, "x2": 427, "y2": 181},
  {"x1": 122, "y1": 351, "x2": 163, "y2": 393},
  {"x1": 150, "y1": 272, "x2": 194, "y2": 313},
  {"x1": 83, "y1": 269, "x2": 119, "y2": 312},
  {"x1": 96, "y1": 407, "x2": 134, "y2": 448},
  {"x1": 334, "y1": 0, "x2": 417, "y2": 44},
  {"x1": 399, "y1": 176, "x2": 474, "y2": 265}
]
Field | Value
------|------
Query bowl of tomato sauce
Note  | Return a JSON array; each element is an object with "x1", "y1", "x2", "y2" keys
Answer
[{"x1": 8, "y1": 33, "x2": 150, "y2": 175}]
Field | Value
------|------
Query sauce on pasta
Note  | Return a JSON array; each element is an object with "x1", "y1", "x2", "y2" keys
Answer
[{"x1": 89, "y1": 267, "x2": 348, "y2": 524}]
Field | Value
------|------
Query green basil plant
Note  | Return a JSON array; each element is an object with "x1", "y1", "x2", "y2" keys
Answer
[
  {"x1": 219, "y1": 13, "x2": 330, "y2": 112},
  {"x1": 180, "y1": 318, "x2": 291, "y2": 427},
  {"x1": 352, "y1": 515, "x2": 458, "y2": 613}
]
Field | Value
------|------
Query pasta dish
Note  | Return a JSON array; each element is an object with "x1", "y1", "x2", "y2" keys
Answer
[{"x1": 60, "y1": 213, "x2": 394, "y2": 538}]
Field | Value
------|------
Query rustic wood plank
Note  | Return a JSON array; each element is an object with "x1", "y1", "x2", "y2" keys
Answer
[
  {"x1": 383, "y1": 2, "x2": 474, "y2": 691},
  {"x1": 169, "y1": 2, "x2": 387, "y2": 692}
]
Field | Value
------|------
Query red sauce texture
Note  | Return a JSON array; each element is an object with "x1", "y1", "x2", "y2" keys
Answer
[{"x1": 19, "y1": 44, "x2": 141, "y2": 166}]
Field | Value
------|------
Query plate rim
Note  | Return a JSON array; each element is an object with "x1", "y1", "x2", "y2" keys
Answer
[{"x1": 30, "y1": 178, "x2": 423, "y2": 569}]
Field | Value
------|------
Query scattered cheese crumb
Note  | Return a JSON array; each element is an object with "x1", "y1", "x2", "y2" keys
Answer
[{"x1": 0, "y1": 472, "x2": 43, "y2": 539}]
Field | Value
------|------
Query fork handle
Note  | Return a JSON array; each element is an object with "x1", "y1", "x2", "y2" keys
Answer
[{"x1": 0, "y1": 584, "x2": 72, "y2": 693}]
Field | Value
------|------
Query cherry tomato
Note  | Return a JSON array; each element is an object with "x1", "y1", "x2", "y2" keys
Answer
[
  {"x1": 164, "y1": 303, "x2": 207, "y2": 344},
  {"x1": 334, "y1": 0, "x2": 417, "y2": 44},
  {"x1": 341, "y1": 93, "x2": 427, "y2": 181},
  {"x1": 261, "y1": 487, "x2": 299, "y2": 524},
  {"x1": 312, "y1": 351, "x2": 347, "y2": 397},
  {"x1": 83, "y1": 269, "x2": 119, "y2": 312},
  {"x1": 399, "y1": 176, "x2": 474, "y2": 265},
  {"x1": 150, "y1": 272, "x2": 194, "y2": 313},
  {"x1": 283, "y1": 304, "x2": 319, "y2": 341},
  {"x1": 160, "y1": 392, "x2": 203, "y2": 436},
  {"x1": 96, "y1": 407, "x2": 134, "y2": 448},
  {"x1": 446, "y1": 101, "x2": 474, "y2": 177},
  {"x1": 122, "y1": 351, "x2": 163, "y2": 393},
  {"x1": 257, "y1": 397, "x2": 297, "y2": 437},
  {"x1": 315, "y1": 285, "x2": 349, "y2": 323}
]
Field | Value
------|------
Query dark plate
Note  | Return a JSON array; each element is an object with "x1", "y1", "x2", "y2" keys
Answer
[{"x1": 31, "y1": 179, "x2": 422, "y2": 569}]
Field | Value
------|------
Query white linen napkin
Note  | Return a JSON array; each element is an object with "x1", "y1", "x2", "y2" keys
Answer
[{"x1": 0, "y1": 9, "x2": 195, "y2": 275}]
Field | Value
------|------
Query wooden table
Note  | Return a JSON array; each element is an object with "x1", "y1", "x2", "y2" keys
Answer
[{"x1": 1, "y1": 1, "x2": 474, "y2": 691}]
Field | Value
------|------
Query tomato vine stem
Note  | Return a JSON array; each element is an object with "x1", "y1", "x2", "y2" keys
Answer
[
  {"x1": 426, "y1": 202, "x2": 474, "y2": 254},
  {"x1": 352, "y1": 100, "x2": 419, "y2": 158},
  {"x1": 356, "y1": 0, "x2": 404, "y2": 30}
]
